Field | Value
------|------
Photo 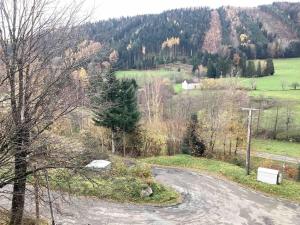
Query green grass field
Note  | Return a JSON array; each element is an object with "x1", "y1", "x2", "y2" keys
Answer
[
  {"x1": 241, "y1": 58, "x2": 300, "y2": 100},
  {"x1": 253, "y1": 138, "x2": 300, "y2": 158},
  {"x1": 116, "y1": 70, "x2": 177, "y2": 79},
  {"x1": 115, "y1": 69, "x2": 191, "y2": 87},
  {"x1": 115, "y1": 68, "x2": 192, "y2": 92},
  {"x1": 142, "y1": 155, "x2": 300, "y2": 202}
]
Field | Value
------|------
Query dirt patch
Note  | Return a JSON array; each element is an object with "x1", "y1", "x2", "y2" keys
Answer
[
  {"x1": 246, "y1": 8, "x2": 298, "y2": 43},
  {"x1": 225, "y1": 7, "x2": 242, "y2": 47},
  {"x1": 202, "y1": 10, "x2": 222, "y2": 53}
]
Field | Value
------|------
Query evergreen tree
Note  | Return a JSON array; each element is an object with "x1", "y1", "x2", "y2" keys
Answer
[
  {"x1": 257, "y1": 61, "x2": 262, "y2": 77},
  {"x1": 181, "y1": 114, "x2": 206, "y2": 157},
  {"x1": 266, "y1": 58, "x2": 275, "y2": 75},
  {"x1": 218, "y1": 57, "x2": 231, "y2": 77},
  {"x1": 239, "y1": 54, "x2": 247, "y2": 77},
  {"x1": 246, "y1": 61, "x2": 256, "y2": 77},
  {"x1": 91, "y1": 70, "x2": 140, "y2": 154},
  {"x1": 91, "y1": 69, "x2": 120, "y2": 153},
  {"x1": 118, "y1": 79, "x2": 140, "y2": 156},
  {"x1": 207, "y1": 58, "x2": 216, "y2": 78}
]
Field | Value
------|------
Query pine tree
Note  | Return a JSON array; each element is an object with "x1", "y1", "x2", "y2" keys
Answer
[
  {"x1": 266, "y1": 58, "x2": 275, "y2": 75},
  {"x1": 91, "y1": 70, "x2": 140, "y2": 155},
  {"x1": 118, "y1": 79, "x2": 140, "y2": 156},
  {"x1": 91, "y1": 69, "x2": 120, "y2": 154},
  {"x1": 239, "y1": 54, "x2": 247, "y2": 77},
  {"x1": 257, "y1": 61, "x2": 262, "y2": 77},
  {"x1": 207, "y1": 58, "x2": 216, "y2": 78},
  {"x1": 181, "y1": 114, "x2": 206, "y2": 157},
  {"x1": 246, "y1": 61, "x2": 256, "y2": 77}
]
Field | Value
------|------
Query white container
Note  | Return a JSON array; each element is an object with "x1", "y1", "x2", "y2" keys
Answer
[
  {"x1": 85, "y1": 160, "x2": 111, "y2": 171},
  {"x1": 257, "y1": 167, "x2": 281, "y2": 185}
]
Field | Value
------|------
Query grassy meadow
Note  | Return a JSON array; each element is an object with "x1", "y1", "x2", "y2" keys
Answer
[
  {"x1": 115, "y1": 69, "x2": 191, "y2": 87},
  {"x1": 253, "y1": 138, "x2": 300, "y2": 158},
  {"x1": 242, "y1": 58, "x2": 300, "y2": 96}
]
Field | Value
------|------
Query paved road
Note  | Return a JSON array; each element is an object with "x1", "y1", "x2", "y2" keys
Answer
[
  {"x1": 1, "y1": 167, "x2": 300, "y2": 225},
  {"x1": 254, "y1": 152, "x2": 300, "y2": 164}
]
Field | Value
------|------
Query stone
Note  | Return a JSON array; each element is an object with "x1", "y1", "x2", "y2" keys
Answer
[
  {"x1": 140, "y1": 186, "x2": 153, "y2": 198},
  {"x1": 85, "y1": 160, "x2": 112, "y2": 171}
]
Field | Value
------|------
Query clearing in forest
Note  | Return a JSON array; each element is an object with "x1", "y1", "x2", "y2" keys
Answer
[{"x1": 202, "y1": 10, "x2": 222, "y2": 54}]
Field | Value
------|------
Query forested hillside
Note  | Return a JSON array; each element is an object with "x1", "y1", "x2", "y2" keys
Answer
[{"x1": 83, "y1": 2, "x2": 300, "y2": 71}]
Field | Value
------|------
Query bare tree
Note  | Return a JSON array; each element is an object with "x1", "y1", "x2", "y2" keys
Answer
[
  {"x1": 139, "y1": 77, "x2": 171, "y2": 123},
  {"x1": 0, "y1": 1, "x2": 98, "y2": 224}
]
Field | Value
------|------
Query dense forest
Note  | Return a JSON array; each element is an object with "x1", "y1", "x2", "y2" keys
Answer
[{"x1": 83, "y1": 2, "x2": 300, "y2": 76}]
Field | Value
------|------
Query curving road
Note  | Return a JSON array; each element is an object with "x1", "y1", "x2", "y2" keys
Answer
[{"x1": 1, "y1": 167, "x2": 300, "y2": 225}]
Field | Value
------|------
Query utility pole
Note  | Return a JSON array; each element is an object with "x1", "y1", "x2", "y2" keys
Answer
[{"x1": 242, "y1": 107, "x2": 259, "y2": 175}]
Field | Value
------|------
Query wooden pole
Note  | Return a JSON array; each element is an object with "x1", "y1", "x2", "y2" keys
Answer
[
  {"x1": 246, "y1": 109, "x2": 252, "y2": 175},
  {"x1": 242, "y1": 108, "x2": 259, "y2": 175}
]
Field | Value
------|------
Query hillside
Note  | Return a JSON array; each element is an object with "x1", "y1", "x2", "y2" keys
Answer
[{"x1": 84, "y1": 2, "x2": 300, "y2": 70}]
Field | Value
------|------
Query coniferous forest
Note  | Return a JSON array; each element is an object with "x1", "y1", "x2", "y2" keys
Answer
[{"x1": 83, "y1": 2, "x2": 300, "y2": 78}]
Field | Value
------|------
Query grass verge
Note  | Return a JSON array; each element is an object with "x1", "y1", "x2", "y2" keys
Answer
[
  {"x1": 253, "y1": 138, "x2": 300, "y2": 158},
  {"x1": 142, "y1": 154, "x2": 300, "y2": 202},
  {"x1": 42, "y1": 157, "x2": 180, "y2": 206}
]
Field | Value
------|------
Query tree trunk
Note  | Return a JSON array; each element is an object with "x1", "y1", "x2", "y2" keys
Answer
[
  {"x1": 10, "y1": 143, "x2": 27, "y2": 225},
  {"x1": 234, "y1": 137, "x2": 239, "y2": 155},
  {"x1": 100, "y1": 132, "x2": 104, "y2": 152},
  {"x1": 123, "y1": 131, "x2": 126, "y2": 157},
  {"x1": 111, "y1": 130, "x2": 115, "y2": 154},
  {"x1": 34, "y1": 169, "x2": 40, "y2": 225},
  {"x1": 223, "y1": 137, "x2": 226, "y2": 156}
]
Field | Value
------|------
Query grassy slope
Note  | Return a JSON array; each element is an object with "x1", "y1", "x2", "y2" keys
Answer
[
  {"x1": 116, "y1": 70, "x2": 176, "y2": 79},
  {"x1": 42, "y1": 158, "x2": 180, "y2": 206},
  {"x1": 142, "y1": 155, "x2": 300, "y2": 202},
  {"x1": 253, "y1": 138, "x2": 300, "y2": 158},
  {"x1": 241, "y1": 58, "x2": 300, "y2": 99},
  {"x1": 243, "y1": 58, "x2": 300, "y2": 155},
  {"x1": 115, "y1": 69, "x2": 191, "y2": 92}
]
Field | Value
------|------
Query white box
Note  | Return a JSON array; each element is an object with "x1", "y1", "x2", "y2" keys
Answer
[
  {"x1": 257, "y1": 167, "x2": 280, "y2": 185},
  {"x1": 85, "y1": 160, "x2": 111, "y2": 171}
]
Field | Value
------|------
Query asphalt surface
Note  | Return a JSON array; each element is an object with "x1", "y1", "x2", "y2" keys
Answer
[
  {"x1": 254, "y1": 152, "x2": 300, "y2": 164},
  {"x1": 1, "y1": 167, "x2": 299, "y2": 225}
]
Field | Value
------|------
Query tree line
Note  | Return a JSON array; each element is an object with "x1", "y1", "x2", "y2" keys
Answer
[{"x1": 82, "y1": 4, "x2": 300, "y2": 71}]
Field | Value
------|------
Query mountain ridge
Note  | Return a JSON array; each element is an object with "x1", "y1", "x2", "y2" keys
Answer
[{"x1": 84, "y1": 2, "x2": 300, "y2": 70}]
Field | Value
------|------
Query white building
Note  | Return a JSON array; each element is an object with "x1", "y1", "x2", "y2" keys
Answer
[{"x1": 182, "y1": 80, "x2": 201, "y2": 90}]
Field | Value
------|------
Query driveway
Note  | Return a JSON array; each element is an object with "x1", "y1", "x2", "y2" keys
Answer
[{"x1": 1, "y1": 167, "x2": 299, "y2": 225}]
